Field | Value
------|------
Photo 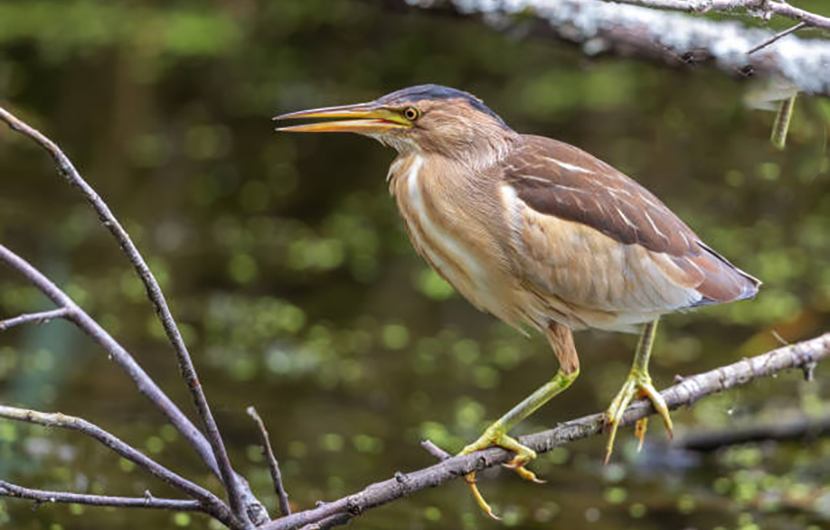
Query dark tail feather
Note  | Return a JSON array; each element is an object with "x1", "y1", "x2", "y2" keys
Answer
[{"x1": 691, "y1": 242, "x2": 761, "y2": 307}]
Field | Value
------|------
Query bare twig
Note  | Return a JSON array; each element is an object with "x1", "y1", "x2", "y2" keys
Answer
[
  {"x1": 0, "y1": 245, "x2": 210, "y2": 473},
  {"x1": 0, "y1": 106, "x2": 260, "y2": 526},
  {"x1": 0, "y1": 308, "x2": 70, "y2": 332},
  {"x1": 419, "y1": 440, "x2": 451, "y2": 461},
  {"x1": 247, "y1": 406, "x2": 291, "y2": 517},
  {"x1": 747, "y1": 21, "x2": 808, "y2": 55},
  {"x1": 0, "y1": 405, "x2": 234, "y2": 525},
  {"x1": 261, "y1": 333, "x2": 830, "y2": 530},
  {"x1": 410, "y1": 0, "x2": 830, "y2": 97},
  {"x1": 0, "y1": 481, "x2": 202, "y2": 512}
]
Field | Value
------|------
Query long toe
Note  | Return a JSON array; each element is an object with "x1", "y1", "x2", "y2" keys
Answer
[
  {"x1": 464, "y1": 472, "x2": 500, "y2": 520},
  {"x1": 637, "y1": 383, "x2": 674, "y2": 438},
  {"x1": 604, "y1": 372, "x2": 675, "y2": 463},
  {"x1": 458, "y1": 428, "x2": 544, "y2": 517},
  {"x1": 603, "y1": 378, "x2": 638, "y2": 464}
]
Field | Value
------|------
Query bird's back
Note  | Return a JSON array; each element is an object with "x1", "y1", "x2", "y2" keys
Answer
[{"x1": 497, "y1": 135, "x2": 760, "y2": 331}]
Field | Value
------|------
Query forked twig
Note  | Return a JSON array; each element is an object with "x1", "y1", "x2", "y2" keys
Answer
[{"x1": 0, "y1": 404, "x2": 232, "y2": 524}]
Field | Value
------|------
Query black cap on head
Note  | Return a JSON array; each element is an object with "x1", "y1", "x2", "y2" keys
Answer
[{"x1": 379, "y1": 84, "x2": 507, "y2": 128}]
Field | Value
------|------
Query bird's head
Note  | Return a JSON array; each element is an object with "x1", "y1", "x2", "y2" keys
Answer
[{"x1": 275, "y1": 84, "x2": 517, "y2": 164}]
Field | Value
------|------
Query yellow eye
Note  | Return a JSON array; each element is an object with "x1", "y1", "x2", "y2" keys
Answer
[{"x1": 403, "y1": 107, "x2": 420, "y2": 121}]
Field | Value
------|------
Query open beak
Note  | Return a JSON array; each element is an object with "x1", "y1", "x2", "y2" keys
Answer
[{"x1": 273, "y1": 102, "x2": 410, "y2": 134}]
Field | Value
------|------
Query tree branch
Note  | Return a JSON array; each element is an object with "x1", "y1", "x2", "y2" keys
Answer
[
  {"x1": 0, "y1": 404, "x2": 234, "y2": 525},
  {"x1": 609, "y1": 0, "x2": 830, "y2": 31},
  {"x1": 0, "y1": 106, "x2": 263, "y2": 526},
  {"x1": 674, "y1": 413, "x2": 830, "y2": 452},
  {"x1": 260, "y1": 332, "x2": 830, "y2": 530},
  {"x1": 0, "y1": 308, "x2": 70, "y2": 332},
  {"x1": 0, "y1": 481, "x2": 202, "y2": 512},
  {"x1": 408, "y1": 0, "x2": 830, "y2": 97},
  {"x1": 247, "y1": 407, "x2": 291, "y2": 517}
]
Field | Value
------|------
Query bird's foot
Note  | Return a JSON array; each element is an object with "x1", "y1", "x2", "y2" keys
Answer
[
  {"x1": 458, "y1": 425, "x2": 543, "y2": 519},
  {"x1": 603, "y1": 368, "x2": 673, "y2": 465}
]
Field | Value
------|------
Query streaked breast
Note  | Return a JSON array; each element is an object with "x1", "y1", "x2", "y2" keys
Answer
[{"x1": 390, "y1": 155, "x2": 519, "y2": 326}]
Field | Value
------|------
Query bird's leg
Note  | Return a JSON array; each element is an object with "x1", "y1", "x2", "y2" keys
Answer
[
  {"x1": 458, "y1": 323, "x2": 579, "y2": 519},
  {"x1": 603, "y1": 318, "x2": 673, "y2": 464}
]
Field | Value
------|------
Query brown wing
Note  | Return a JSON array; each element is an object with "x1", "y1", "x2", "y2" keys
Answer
[{"x1": 504, "y1": 135, "x2": 760, "y2": 305}]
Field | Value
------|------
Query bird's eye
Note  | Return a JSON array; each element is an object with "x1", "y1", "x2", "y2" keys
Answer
[{"x1": 403, "y1": 107, "x2": 420, "y2": 121}]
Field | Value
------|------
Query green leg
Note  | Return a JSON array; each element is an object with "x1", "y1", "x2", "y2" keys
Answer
[
  {"x1": 603, "y1": 318, "x2": 673, "y2": 465},
  {"x1": 458, "y1": 367, "x2": 579, "y2": 519}
]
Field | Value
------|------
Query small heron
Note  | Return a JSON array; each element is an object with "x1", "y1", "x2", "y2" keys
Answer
[{"x1": 275, "y1": 84, "x2": 760, "y2": 517}]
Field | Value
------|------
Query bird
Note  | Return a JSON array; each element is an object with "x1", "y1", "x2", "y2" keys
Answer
[{"x1": 274, "y1": 84, "x2": 760, "y2": 518}]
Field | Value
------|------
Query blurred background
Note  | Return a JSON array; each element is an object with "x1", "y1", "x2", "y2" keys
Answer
[{"x1": 0, "y1": 1, "x2": 829, "y2": 529}]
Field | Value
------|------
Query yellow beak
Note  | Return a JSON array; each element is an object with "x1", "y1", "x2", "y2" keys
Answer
[{"x1": 273, "y1": 102, "x2": 411, "y2": 133}]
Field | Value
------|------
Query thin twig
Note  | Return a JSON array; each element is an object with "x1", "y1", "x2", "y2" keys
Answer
[
  {"x1": 261, "y1": 333, "x2": 830, "y2": 530},
  {"x1": 747, "y1": 21, "x2": 808, "y2": 55},
  {"x1": 0, "y1": 404, "x2": 235, "y2": 525},
  {"x1": 0, "y1": 308, "x2": 70, "y2": 332},
  {"x1": 0, "y1": 481, "x2": 202, "y2": 512},
  {"x1": 0, "y1": 106, "x2": 258, "y2": 526},
  {"x1": 247, "y1": 406, "x2": 291, "y2": 517},
  {"x1": 419, "y1": 440, "x2": 451, "y2": 461}
]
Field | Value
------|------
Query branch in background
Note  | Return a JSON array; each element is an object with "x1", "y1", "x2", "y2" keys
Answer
[
  {"x1": 0, "y1": 405, "x2": 233, "y2": 525},
  {"x1": 609, "y1": 0, "x2": 830, "y2": 31},
  {"x1": 261, "y1": 333, "x2": 830, "y2": 530},
  {"x1": 675, "y1": 414, "x2": 830, "y2": 452},
  {"x1": 0, "y1": 106, "x2": 253, "y2": 525},
  {"x1": 0, "y1": 308, "x2": 70, "y2": 332},
  {"x1": 408, "y1": 0, "x2": 830, "y2": 98},
  {"x1": 247, "y1": 406, "x2": 292, "y2": 517},
  {"x1": 0, "y1": 481, "x2": 202, "y2": 512}
]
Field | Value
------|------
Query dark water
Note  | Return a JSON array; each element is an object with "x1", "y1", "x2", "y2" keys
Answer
[{"x1": 1, "y1": 2, "x2": 829, "y2": 529}]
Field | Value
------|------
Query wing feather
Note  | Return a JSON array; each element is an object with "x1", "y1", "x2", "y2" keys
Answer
[{"x1": 505, "y1": 135, "x2": 760, "y2": 308}]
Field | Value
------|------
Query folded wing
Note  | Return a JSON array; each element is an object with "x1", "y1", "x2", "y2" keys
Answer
[{"x1": 501, "y1": 135, "x2": 759, "y2": 326}]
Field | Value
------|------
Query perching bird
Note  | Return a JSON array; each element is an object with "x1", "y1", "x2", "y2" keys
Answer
[{"x1": 274, "y1": 84, "x2": 760, "y2": 518}]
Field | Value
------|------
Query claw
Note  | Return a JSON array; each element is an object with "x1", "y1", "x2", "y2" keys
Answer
[
  {"x1": 634, "y1": 417, "x2": 648, "y2": 453},
  {"x1": 464, "y1": 472, "x2": 501, "y2": 520},
  {"x1": 603, "y1": 370, "x2": 673, "y2": 465},
  {"x1": 458, "y1": 427, "x2": 544, "y2": 517},
  {"x1": 506, "y1": 461, "x2": 546, "y2": 484}
]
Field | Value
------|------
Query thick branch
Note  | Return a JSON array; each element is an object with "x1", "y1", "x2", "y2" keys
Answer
[
  {"x1": 261, "y1": 332, "x2": 830, "y2": 530},
  {"x1": 0, "y1": 308, "x2": 70, "y2": 332},
  {"x1": 0, "y1": 106, "x2": 261, "y2": 526},
  {"x1": 408, "y1": 0, "x2": 830, "y2": 97},
  {"x1": 0, "y1": 481, "x2": 202, "y2": 512},
  {"x1": 0, "y1": 405, "x2": 232, "y2": 524}
]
